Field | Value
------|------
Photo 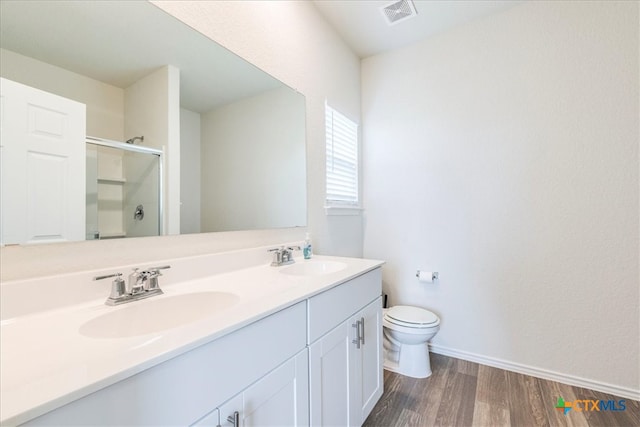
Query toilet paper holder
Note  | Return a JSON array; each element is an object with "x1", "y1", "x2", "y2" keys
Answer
[{"x1": 416, "y1": 270, "x2": 439, "y2": 281}]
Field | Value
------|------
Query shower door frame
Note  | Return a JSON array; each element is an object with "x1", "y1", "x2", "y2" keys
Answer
[{"x1": 86, "y1": 136, "x2": 164, "y2": 237}]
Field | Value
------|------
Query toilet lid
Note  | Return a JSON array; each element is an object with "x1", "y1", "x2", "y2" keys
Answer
[{"x1": 385, "y1": 305, "x2": 439, "y2": 326}]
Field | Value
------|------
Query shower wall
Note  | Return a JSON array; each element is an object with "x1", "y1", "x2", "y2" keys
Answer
[
  {"x1": 96, "y1": 146, "x2": 126, "y2": 238},
  {"x1": 86, "y1": 144, "x2": 160, "y2": 240}
]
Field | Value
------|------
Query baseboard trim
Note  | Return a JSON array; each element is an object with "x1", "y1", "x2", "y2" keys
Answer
[{"x1": 428, "y1": 343, "x2": 640, "y2": 401}]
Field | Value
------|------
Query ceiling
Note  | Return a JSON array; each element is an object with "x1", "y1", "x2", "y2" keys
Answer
[{"x1": 312, "y1": 0, "x2": 523, "y2": 58}]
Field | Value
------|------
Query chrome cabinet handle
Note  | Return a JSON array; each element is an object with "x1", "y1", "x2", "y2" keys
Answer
[
  {"x1": 227, "y1": 411, "x2": 239, "y2": 427},
  {"x1": 360, "y1": 316, "x2": 365, "y2": 346},
  {"x1": 352, "y1": 320, "x2": 361, "y2": 349}
]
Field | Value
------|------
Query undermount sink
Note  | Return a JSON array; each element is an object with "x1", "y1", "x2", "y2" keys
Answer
[
  {"x1": 79, "y1": 291, "x2": 240, "y2": 339},
  {"x1": 280, "y1": 260, "x2": 347, "y2": 276}
]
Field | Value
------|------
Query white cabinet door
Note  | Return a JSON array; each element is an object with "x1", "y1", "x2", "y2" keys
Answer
[
  {"x1": 217, "y1": 394, "x2": 243, "y2": 427},
  {"x1": 308, "y1": 271, "x2": 383, "y2": 427},
  {"x1": 309, "y1": 297, "x2": 382, "y2": 427},
  {"x1": 350, "y1": 297, "x2": 383, "y2": 424},
  {"x1": 0, "y1": 78, "x2": 86, "y2": 244},
  {"x1": 309, "y1": 318, "x2": 360, "y2": 427},
  {"x1": 217, "y1": 350, "x2": 309, "y2": 427},
  {"x1": 191, "y1": 408, "x2": 220, "y2": 427}
]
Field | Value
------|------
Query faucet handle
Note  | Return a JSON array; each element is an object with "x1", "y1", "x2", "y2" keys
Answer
[
  {"x1": 93, "y1": 272, "x2": 122, "y2": 281},
  {"x1": 94, "y1": 272, "x2": 126, "y2": 300},
  {"x1": 148, "y1": 265, "x2": 171, "y2": 272},
  {"x1": 143, "y1": 265, "x2": 170, "y2": 291},
  {"x1": 268, "y1": 246, "x2": 285, "y2": 266},
  {"x1": 281, "y1": 246, "x2": 300, "y2": 263}
]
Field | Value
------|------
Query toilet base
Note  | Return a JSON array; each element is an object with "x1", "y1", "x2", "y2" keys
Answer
[{"x1": 383, "y1": 341, "x2": 433, "y2": 379}]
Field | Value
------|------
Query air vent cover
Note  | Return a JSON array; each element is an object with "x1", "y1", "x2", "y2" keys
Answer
[{"x1": 381, "y1": 0, "x2": 418, "y2": 26}]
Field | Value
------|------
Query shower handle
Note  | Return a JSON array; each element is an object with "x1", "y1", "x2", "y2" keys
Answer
[{"x1": 134, "y1": 205, "x2": 144, "y2": 220}]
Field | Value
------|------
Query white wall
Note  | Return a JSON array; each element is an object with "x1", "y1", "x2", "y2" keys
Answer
[
  {"x1": 200, "y1": 87, "x2": 306, "y2": 232},
  {"x1": 180, "y1": 108, "x2": 202, "y2": 234},
  {"x1": 362, "y1": 1, "x2": 639, "y2": 396}
]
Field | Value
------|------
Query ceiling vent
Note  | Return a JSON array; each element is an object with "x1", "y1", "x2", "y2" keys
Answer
[{"x1": 380, "y1": 0, "x2": 418, "y2": 26}]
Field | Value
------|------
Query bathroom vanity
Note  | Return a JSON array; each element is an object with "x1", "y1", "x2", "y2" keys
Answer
[{"x1": 0, "y1": 248, "x2": 383, "y2": 426}]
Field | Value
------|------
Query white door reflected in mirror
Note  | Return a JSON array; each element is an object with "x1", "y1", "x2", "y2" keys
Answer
[{"x1": 0, "y1": 78, "x2": 86, "y2": 245}]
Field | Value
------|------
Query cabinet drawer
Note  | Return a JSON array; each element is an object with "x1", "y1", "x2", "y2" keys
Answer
[
  {"x1": 307, "y1": 268, "x2": 381, "y2": 344},
  {"x1": 25, "y1": 302, "x2": 307, "y2": 426}
]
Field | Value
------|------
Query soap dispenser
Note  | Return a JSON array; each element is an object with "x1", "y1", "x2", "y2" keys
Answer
[{"x1": 303, "y1": 233, "x2": 312, "y2": 259}]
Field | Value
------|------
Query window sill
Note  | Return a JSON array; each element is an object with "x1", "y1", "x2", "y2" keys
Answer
[{"x1": 324, "y1": 205, "x2": 364, "y2": 216}]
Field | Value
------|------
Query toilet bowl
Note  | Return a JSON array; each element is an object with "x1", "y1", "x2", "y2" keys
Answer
[{"x1": 383, "y1": 305, "x2": 440, "y2": 378}]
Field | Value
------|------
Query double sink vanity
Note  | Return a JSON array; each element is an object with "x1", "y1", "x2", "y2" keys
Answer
[{"x1": 0, "y1": 245, "x2": 384, "y2": 426}]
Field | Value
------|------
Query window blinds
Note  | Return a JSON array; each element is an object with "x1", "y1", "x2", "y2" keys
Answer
[{"x1": 325, "y1": 104, "x2": 359, "y2": 205}]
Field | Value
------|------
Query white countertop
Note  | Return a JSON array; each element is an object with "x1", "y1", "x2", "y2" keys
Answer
[{"x1": 0, "y1": 254, "x2": 383, "y2": 426}]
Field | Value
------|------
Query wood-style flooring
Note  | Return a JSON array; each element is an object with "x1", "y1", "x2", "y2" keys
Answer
[{"x1": 363, "y1": 353, "x2": 640, "y2": 427}]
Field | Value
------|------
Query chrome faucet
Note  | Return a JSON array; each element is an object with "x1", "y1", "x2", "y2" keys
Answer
[
  {"x1": 268, "y1": 246, "x2": 300, "y2": 266},
  {"x1": 128, "y1": 268, "x2": 146, "y2": 295},
  {"x1": 94, "y1": 265, "x2": 171, "y2": 306}
]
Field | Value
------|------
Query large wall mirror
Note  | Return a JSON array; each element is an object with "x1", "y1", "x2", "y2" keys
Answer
[{"x1": 0, "y1": 1, "x2": 306, "y2": 244}]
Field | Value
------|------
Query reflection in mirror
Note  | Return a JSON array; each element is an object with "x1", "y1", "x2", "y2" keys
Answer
[
  {"x1": 86, "y1": 138, "x2": 162, "y2": 240},
  {"x1": 0, "y1": 0, "x2": 306, "y2": 244}
]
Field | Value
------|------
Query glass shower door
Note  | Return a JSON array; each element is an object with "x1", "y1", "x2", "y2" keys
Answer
[
  {"x1": 123, "y1": 149, "x2": 160, "y2": 238},
  {"x1": 85, "y1": 140, "x2": 161, "y2": 240}
]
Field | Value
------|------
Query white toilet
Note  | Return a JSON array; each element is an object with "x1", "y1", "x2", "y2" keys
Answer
[{"x1": 382, "y1": 305, "x2": 440, "y2": 378}]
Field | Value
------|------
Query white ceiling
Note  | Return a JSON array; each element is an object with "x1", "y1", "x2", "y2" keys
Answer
[{"x1": 312, "y1": 0, "x2": 523, "y2": 58}]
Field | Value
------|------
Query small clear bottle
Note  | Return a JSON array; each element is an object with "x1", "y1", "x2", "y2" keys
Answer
[{"x1": 303, "y1": 233, "x2": 312, "y2": 259}]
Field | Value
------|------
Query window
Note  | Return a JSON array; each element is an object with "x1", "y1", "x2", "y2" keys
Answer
[{"x1": 325, "y1": 103, "x2": 359, "y2": 210}]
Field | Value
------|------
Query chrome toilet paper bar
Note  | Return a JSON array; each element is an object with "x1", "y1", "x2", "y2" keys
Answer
[{"x1": 416, "y1": 270, "x2": 439, "y2": 281}]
